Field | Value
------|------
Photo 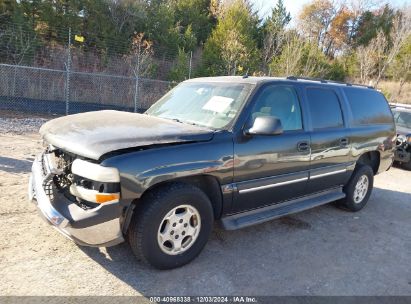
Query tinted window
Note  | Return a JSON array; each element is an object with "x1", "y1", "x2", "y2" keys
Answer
[
  {"x1": 393, "y1": 110, "x2": 411, "y2": 128},
  {"x1": 306, "y1": 88, "x2": 343, "y2": 129},
  {"x1": 393, "y1": 111, "x2": 401, "y2": 120},
  {"x1": 344, "y1": 88, "x2": 392, "y2": 125},
  {"x1": 250, "y1": 85, "x2": 302, "y2": 131}
]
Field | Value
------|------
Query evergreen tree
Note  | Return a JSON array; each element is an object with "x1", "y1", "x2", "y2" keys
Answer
[
  {"x1": 268, "y1": 0, "x2": 291, "y2": 30},
  {"x1": 262, "y1": 0, "x2": 291, "y2": 70},
  {"x1": 168, "y1": 48, "x2": 190, "y2": 81},
  {"x1": 200, "y1": 0, "x2": 260, "y2": 76}
]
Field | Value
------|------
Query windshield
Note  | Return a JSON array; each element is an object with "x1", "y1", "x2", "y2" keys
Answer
[
  {"x1": 394, "y1": 111, "x2": 411, "y2": 129},
  {"x1": 146, "y1": 82, "x2": 253, "y2": 129}
]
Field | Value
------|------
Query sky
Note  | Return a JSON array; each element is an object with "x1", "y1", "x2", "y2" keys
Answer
[{"x1": 252, "y1": 0, "x2": 411, "y2": 21}]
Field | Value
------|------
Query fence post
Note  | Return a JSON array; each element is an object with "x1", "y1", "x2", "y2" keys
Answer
[
  {"x1": 133, "y1": 43, "x2": 141, "y2": 113},
  {"x1": 134, "y1": 76, "x2": 139, "y2": 113},
  {"x1": 188, "y1": 51, "x2": 193, "y2": 79},
  {"x1": 65, "y1": 27, "x2": 72, "y2": 115},
  {"x1": 12, "y1": 65, "x2": 17, "y2": 96}
]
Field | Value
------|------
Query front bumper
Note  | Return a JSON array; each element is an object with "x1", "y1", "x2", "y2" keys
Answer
[{"x1": 29, "y1": 154, "x2": 124, "y2": 247}]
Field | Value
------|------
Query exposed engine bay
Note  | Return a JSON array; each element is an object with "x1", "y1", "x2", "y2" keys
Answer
[
  {"x1": 42, "y1": 145, "x2": 118, "y2": 210},
  {"x1": 395, "y1": 134, "x2": 411, "y2": 164}
]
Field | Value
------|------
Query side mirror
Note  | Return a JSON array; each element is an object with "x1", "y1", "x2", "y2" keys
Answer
[{"x1": 245, "y1": 116, "x2": 283, "y2": 136}]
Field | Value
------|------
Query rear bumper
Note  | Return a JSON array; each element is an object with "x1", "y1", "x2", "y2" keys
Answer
[{"x1": 29, "y1": 154, "x2": 124, "y2": 247}]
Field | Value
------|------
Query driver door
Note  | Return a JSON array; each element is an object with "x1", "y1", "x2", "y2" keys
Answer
[{"x1": 231, "y1": 84, "x2": 311, "y2": 213}]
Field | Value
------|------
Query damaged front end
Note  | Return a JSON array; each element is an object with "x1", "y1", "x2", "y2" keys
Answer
[
  {"x1": 28, "y1": 145, "x2": 124, "y2": 247},
  {"x1": 394, "y1": 135, "x2": 411, "y2": 164}
]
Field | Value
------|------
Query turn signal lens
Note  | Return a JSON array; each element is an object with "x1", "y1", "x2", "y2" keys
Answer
[
  {"x1": 407, "y1": 136, "x2": 411, "y2": 144},
  {"x1": 95, "y1": 193, "x2": 120, "y2": 204}
]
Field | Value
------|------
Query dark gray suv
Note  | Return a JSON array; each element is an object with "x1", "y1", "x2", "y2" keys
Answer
[{"x1": 29, "y1": 76, "x2": 395, "y2": 269}]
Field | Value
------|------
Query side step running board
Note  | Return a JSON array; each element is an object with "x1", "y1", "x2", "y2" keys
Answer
[{"x1": 220, "y1": 188, "x2": 345, "y2": 230}]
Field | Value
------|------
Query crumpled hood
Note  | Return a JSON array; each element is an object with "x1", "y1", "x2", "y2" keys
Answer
[{"x1": 40, "y1": 110, "x2": 214, "y2": 160}]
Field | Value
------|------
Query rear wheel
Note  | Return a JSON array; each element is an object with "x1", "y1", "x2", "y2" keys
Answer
[
  {"x1": 337, "y1": 165, "x2": 374, "y2": 212},
  {"x1": 128, "y1": 183, "x2": 214, "y2": 269}
]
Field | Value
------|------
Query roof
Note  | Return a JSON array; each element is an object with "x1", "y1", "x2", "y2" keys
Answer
[{"x1": 185, "y1": 76, "x2": 374, "y2": 89}]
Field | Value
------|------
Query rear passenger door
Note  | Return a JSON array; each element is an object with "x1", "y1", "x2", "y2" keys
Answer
[{"x1": 305, "y1": 87, "x2": 352, "y2": 193}]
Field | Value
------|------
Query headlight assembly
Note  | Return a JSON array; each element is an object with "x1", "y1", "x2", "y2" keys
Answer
[
  {"x1": 71, "y1": 159, "x2": 120, "y2": 183},
  {"x1": 70, "y1": 159, "x2": 120, "y2": 204}
]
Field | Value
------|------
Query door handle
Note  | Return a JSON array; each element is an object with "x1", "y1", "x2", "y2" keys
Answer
[
  {"x1": 297, "y1": 141, "x2": 310, "y2": 152},
  {"x1": 340, "y1": 138, "x2": 349, "y2": 147}
]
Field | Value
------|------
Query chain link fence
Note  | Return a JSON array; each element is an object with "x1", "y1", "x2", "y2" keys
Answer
[{"x1": 0, "y1": 63, "x2": 173, "y2": 115}]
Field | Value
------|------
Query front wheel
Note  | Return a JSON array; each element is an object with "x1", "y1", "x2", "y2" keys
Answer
[
  {"x1": 128, "y1": 183, "x2": 214, "y2": 269},
  {"x1": 337, "y1": 165, "x2": 374, "y2": 212}
]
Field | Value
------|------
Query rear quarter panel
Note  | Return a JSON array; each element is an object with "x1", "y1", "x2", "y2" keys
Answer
[
  {"x1": 339, "y1": 87, "x2": 395, "y2": 173},
  {"x1": 348, "y1": 124, "x2": 395, "y2": 173}
]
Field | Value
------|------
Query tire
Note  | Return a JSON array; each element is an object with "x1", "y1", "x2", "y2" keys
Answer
[
  {"x1": 128, "y1": 182, "x2": 214, "y2": 269},
  {"x1": 337, "y1": 165, "x2": 374, "y2": 212}
]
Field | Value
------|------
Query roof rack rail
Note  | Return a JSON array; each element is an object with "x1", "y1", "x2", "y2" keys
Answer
[
  {"x1": 286, "y1": 76, "x2": 374, "y2": 89},
  {"x1": 390, "y1": 102, "x2": 411, "y2": 109}
]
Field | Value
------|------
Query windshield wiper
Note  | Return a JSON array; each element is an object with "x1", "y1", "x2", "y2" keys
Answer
[
  {"x1": 163, "y1": 117, "x2": 208, "y2": 128},
  {"x1": 168, "y1": 118, "x2": 198, "y2": 126},
  {"x1": 170, "y1": 118, "x2": 184, "y2": 124},
  {"x1": 184, "y1": 120, "x2": 202, "y2": 127}
]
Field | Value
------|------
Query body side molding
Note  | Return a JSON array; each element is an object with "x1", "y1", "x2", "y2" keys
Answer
[
  {"x1": 239, "y1": 177, "x2": 308, "y2": 194},
  {"x1": 310, "y1": 169, "x2": 347, "y2": 179}
]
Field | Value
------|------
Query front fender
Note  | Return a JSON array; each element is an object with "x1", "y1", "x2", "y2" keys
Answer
[{"x1": 101, "y1": 132, "x2": 234, "y2": 203}]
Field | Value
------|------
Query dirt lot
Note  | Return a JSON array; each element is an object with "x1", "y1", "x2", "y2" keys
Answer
[{"x1": 0, "y1": 120, "x2": 410, "y2": 296}]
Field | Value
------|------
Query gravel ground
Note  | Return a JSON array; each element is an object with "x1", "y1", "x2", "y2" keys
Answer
[
  {"x1": 0, "y1": 110, "x2": 51, "y2": 134},
  {"x1": 0, "y1": 113, "x2": 410, "y2": 296}
]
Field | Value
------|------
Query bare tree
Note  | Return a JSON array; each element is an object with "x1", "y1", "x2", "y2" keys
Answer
[
  {"x1": 107, "y1": 0, "x2": 143, "y2": 33},
  {"x1": 275, "y1": 32, "x2": 305, "y2": 76},
  {"x1": 263, "y1": 29, "x2": 286, "y2": 70},
  {"x1": 3, "y1": 27, "x2": 37, "y2": 65},
  {"x1": 390, "y1": 36, "x2": 411, "y2": 102},
  {"x1": 356, "y1": 30, "x2": 386, "y2": 84},
  {"x1": 393, "y1": 56, "x2": 411, "y2": 102},
  {"x1": 297, "y1": 0, "x2": 337, "y2": 56},
  {"x1": 375, "y1": 12, "x2": 411, "y2": 86},
  {"x1": 126, "y1": 32, "x2": 154, "y2": 78},
  {"x1": 271, "y1": 31, "x2": 328, "y2": 77},
  {"x1": 221, "y1": 29, "x2": 249, "y2": 75}
]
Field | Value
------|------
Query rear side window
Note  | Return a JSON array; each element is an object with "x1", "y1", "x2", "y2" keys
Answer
[
  {"x1": 306, "y1": 88, "x2": 344, "y2": 129},
  {"x1": 344, "y1": 88, "x2": 392, "y2": 125}
]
